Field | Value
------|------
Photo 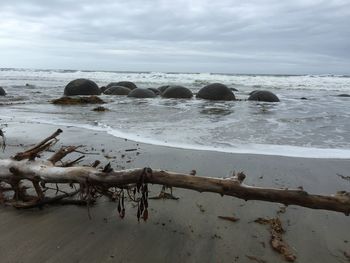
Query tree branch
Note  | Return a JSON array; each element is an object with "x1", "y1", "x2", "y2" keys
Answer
[
  {"x1": 13, "y1": 129, "x2": 62, "y2": 161},
  {"x1": 0, "y1": 159, "x2": 349, "y2": 215},
  {"x1": 0, "y1": 129, "x2": 349, "y2": 216}
]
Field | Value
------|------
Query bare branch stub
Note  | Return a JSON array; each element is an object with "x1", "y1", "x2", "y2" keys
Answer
[
  {"x1": 48, "y1": 145, "x2": 80, "y2": 164},
  {"x1": 13, "y1": 129, "x2": 62, "y2": 161},
  {"x1": 61, "y1": 156, "x2": 85, "y2": 167}
]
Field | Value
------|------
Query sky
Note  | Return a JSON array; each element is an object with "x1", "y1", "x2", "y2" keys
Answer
[{"x1": 0, "y1": 0, "x2": 349, "y2": 74}]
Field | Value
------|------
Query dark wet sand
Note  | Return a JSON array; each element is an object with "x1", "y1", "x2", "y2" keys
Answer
[{"x1": 0, "y1": 123, "x2": 349, "y2": 263}]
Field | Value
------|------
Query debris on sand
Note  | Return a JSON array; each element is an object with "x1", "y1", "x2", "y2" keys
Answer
[
  {"x1": 92, "y1": 106, "x2": 109, "y2": 111},
  {"x1": 245, "y1": 255, "x2": 267, "y2": 263},
  {"x1": 218, "y1": 215, "x2": 240, "y2": 223},
  {"x1": 254, "y1": 217, "x2": 296, "y2": 262},
  {"x1": 52, "y1": 96, "x2": 105, "y2": 105},
  {"x1": 149, "y1": 191, "x2": 179, "y2": 200}
]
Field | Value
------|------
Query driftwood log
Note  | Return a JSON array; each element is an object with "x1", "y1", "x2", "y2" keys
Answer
[{"x1": 0, "y1": 129, "x2": 350, "y2": 218}]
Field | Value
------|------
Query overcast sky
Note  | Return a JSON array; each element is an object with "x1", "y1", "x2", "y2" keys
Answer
[{"x1": 0, "y1": 0, "x2": 349, "y2": 74}]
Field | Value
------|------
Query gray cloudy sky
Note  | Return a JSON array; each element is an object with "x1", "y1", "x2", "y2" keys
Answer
[{"x1": 0, "y1": 0, "x2": 349, "y2": 74}]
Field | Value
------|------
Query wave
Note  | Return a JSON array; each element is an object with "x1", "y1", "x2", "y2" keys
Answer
[
  {"x1": 1, "y1": 68, "x2": 350, "y2": 92},
  {"x1": 15, "y1": 118, "x2": 350, "y2": 159}
]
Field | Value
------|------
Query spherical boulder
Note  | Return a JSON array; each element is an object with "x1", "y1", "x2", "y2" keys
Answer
[
  {"x1": 64, "y1": 79, "x2": 101, "y2": 96},
  {"x1": 0, "y1": 87, "x2": 6, "y2": 96},
  {"x1": 107, "y1": 81, "x2": 137, "y2": 90},
  {"x1": 127, "y1": 88, "x2": 156, "y2": 98},
  {"x1": 104, "y1": 86, "x2": 131, "y2": 95},
  {"x1": 147, "y1": 88, "x2": 160, "y2": 95},
  {"x1": 248, "y1": 90, "x2": 280, "y2": 102},
  {"x1": 162, "y1": 85, "x2": 193, "y2": 99},
  {"x1": 196, "y1": 83, "x2": 235, "y2": 101},
  {"x1": 158, "y1": 85, "x2": 171, "y2": 94}
]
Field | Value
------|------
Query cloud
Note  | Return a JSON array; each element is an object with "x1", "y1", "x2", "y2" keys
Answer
[{"x1": 0, "y1": 0, "x2": 349, "y2": 74}]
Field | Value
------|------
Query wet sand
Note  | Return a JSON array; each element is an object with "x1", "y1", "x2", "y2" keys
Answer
[{"x1": 0, "y1": 123, "x2": 349, "y2": 263}]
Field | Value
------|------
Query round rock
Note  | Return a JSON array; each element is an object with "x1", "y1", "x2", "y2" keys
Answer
[
  {"x1": 162, "y1": 85, "x2": 193, "y2": 99},
  {"x1": 64, "y1": 79, "x2": 101, "y2": 96},
  {"x1": 104, "y1": 86, "x2": 131, "y2": 95},
  {"x1": 196, "y1": 83, "x2": 235, "y2": 101},
  {"x1": 147, "y1": 88, "x2": 160, "y2": 95},
  {"x1": 107, "y1": 81, "x2": 137, "y2": 90},
  {"x1": 127, "y1": 88, "x2": 156, "y2": 98},
  {"x1": 0, "y1": 87, "x2": 6, "y2": 96},
  {"x1": 248, "y1": 90, "x2": 280, "y2": 102}
]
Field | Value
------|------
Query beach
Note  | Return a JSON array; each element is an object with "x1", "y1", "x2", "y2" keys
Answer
[
  {"x1": 2, "y1": 0, "x2": 350, "y2": 262},
  {"x1": 1, "y1": 123, "x2": 349, "y2": 263}
]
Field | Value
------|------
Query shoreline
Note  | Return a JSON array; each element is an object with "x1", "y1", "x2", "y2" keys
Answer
[
  {"x1": 1, "y1": 122, "x2": 350, "y2": 262},
  {"x1": 3, "y1": 117, "x2": 350, "y2": 159}
]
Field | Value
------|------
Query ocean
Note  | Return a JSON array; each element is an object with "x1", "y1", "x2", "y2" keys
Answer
[{"x1": 0, "y1": 68, "x2": 349, "y2": 158}]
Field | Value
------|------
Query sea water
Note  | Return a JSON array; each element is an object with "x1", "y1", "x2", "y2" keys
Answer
[{"x1": 0, "y1": 68, "x2": 349, "y2": 158}]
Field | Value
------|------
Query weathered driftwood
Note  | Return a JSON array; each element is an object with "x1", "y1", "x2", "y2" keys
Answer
[{"x1": 0, "y1": 129, "x2": 350, "y2": 216}]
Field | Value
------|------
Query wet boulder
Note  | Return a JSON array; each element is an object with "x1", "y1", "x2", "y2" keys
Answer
[
  {"x1": 148, "y1": 88, "x2": 160, "y2": 95},
  {"x1": 106, "y1": 81, "x2": 137, "y2": 90},
  {"x1": 64, "y1": 79, "x2": 101, "y2": 96},
  {"x1": 0, "y1": 87, "x2": 6, "y2": 96},
  {"x1": 162, "y1": 85, "x2": 193, "y2": 99},
  {"x1": 248, "y1": 90, "x2": 280, "y2": 102},
  {"x1": 158, "y1": 85, "x2": 171, "y2": 94},
  {"x1": 196, "y1": 83, "x2": 235, "y2": 101},
  {"x1": 127, "y1": 88, "x2": 156, "y2": 98},
  {"x1": 104, "y1": 86, "x2": 131, "y2": 95}
]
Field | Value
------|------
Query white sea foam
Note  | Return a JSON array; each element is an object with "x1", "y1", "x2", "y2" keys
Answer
[
  {"x1": 16, "y1": 118, "x2": 350, "y2": 159},
  {"x1": 1, "y1": 68, "x2": 350, "y2": 159},
  {"x1": 1, "y1": 68, "x2": 350, "y2": 92}
]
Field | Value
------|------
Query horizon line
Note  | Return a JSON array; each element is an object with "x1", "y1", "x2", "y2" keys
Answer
[{"x1": 0, "y1": 67, "x2": 349, "y2": 77}]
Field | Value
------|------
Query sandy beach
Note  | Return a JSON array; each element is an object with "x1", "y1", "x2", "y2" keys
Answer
[
  {"x1": 2, "y1": 0, "x2": 350, "y2": 261},
  {"x1": 0, "y1": 123, "x2": 349, "y2": 263}
]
